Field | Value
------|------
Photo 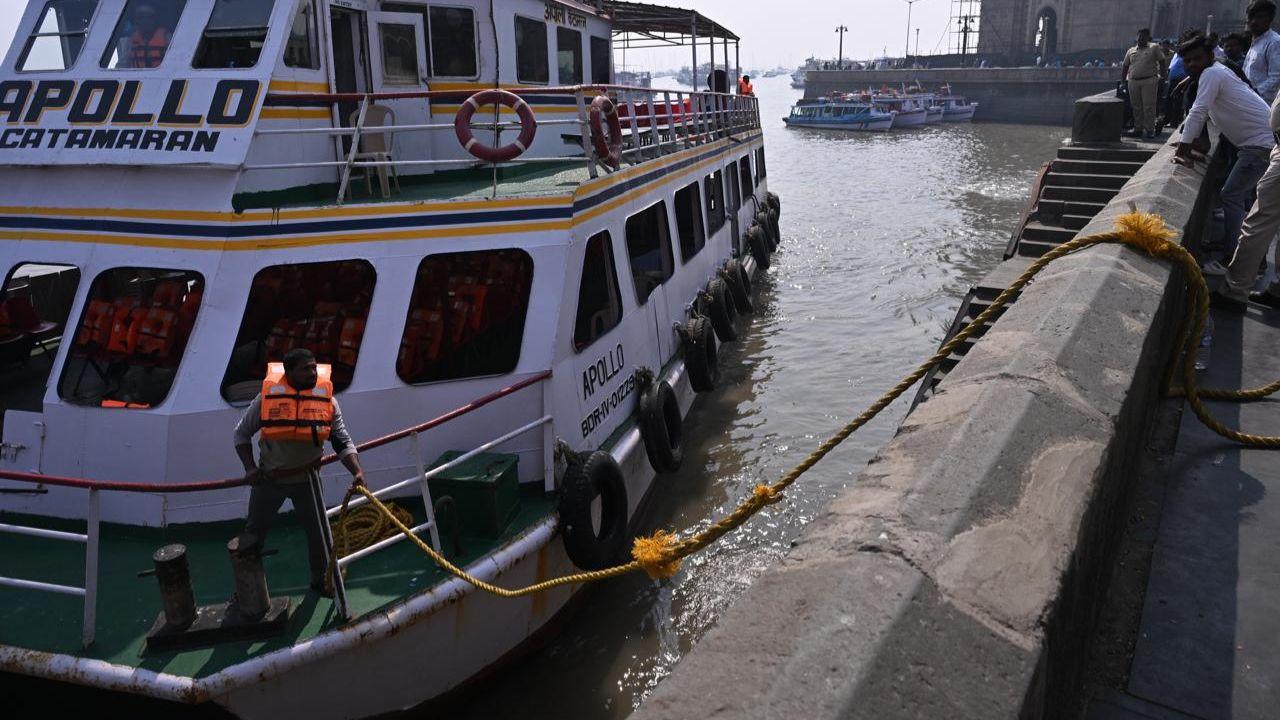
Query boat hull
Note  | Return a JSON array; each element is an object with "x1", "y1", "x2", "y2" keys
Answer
[
  {"x1": 783, "y1": 117, "x2": 893, "y2": 132},
  {"x1": 888, "y1": 108, "x2": 928, "y2": 128},
  {"x1": 943, "y1": 105, "x2": 977, "y2": 122},
  {"x1": 925, "y1": 107, "x2": 944, "y2": 124}
]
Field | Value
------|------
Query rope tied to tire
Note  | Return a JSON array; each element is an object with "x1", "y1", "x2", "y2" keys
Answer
[{"x1": 335, "y1": 212, "x2": 1280, "y2": 596}]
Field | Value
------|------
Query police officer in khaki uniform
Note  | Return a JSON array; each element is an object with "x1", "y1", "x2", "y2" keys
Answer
[{"x1": 1124, "y1": 28, "x2": 1168, "y2": 139}]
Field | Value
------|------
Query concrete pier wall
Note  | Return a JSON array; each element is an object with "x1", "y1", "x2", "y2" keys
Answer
[
  {"x1": 804, "y1": 67, "x2": 1119, "y2": 125},
  {"x1": 633, "y1": 106, "x2": 1216, "y2": 718}
]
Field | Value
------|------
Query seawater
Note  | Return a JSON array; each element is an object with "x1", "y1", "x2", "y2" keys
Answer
[{"x1": 441, "y1": 74, "x2": 1069, "y2": 718}]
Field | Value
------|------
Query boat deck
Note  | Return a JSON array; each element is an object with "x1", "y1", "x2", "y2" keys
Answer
[{"x1": 0, "y1": 486, "x2": 555, "y2": 679}]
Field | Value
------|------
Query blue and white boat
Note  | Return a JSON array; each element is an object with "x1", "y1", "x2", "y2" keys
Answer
[
  {"x1": 937, "y1": 90, "x2": 978, "y2": 122},
  {"x1": 784, "y1": 95, "x2": 895, "y2": 132},
  {"x1": 872, "y1": 92, "x2": 930, "y2": 128}
]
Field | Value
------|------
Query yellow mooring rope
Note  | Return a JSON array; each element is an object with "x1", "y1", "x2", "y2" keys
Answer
[{"x1": 329, "y1": 212, "x2": 1280, "y2": 597}]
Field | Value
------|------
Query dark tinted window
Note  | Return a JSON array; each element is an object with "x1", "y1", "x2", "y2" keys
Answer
[
  {"x1": 574, "y1": 231, "x2": 623, "y2": 352},
  {"x1": 557, "y1": 27, "x2": 582, "y2": 84},
  {"x1": 101, "y1": 0, "x2": 185, "y2": 69},
  {"x1": 726, "y1": 160, "x2": 741, "y2": 211},
  {"x1": 739, "y1": 156, "x2": 754, "y2": 200},
  {"x1": 590, "y1": 36, "x2": 610, "y2": 84},
  {"x1": 284, "y1": 0, "x2": 319, "y2": 69},
  {"x1": 674, "y1": 182, "x2": 706, "y2": 262},
  {"x1": 756, "y1": 147, "x2": 767, "y2": 180},
  {"x1": 514, "y1": 16, "x2": 548, "y2": 84},
  {"x1": 18, "y1": 0, "x2": 97, "y2": 71},
  {"x1": 221, "y1": 261, "x2": 375, "y2": 402},
  {"x1": 398, "y1": 250, "x2": 533, "y2": 383},
  {"x1": 1, "y1": 264, "x2": 81, "y2": 413},
  {"x1": 193, "y1": 0, "x2": 276, "y2": 68},
  {"x1": 704, "y1": 170, "x2": 726, "y2": 236},
  {"x1": 61, "y1": 267, "x2": 203, "y2": 408},
  {"x1": 625, "y1": 201, "x2": 674, "y2": 304},
  {"x1": 429, "y1": 6, "x2": 476, "y2": 77}
]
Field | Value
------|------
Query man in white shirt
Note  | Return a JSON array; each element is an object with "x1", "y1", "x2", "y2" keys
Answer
[
  {"x1": 1177, "y1": 34, "x2": 1277, "y2": 279},
  {"x1": 1214, "y1": 94, "x2": 1280, "y2": 309},
  {"x1": 1246, "y1": 1, "x2": 1280, "y2": 104}
]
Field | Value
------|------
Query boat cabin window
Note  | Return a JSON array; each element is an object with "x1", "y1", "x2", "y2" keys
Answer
[
  {"x1": 398, "y1": 250, "x2": 533, "y2": 384},
  {"x1": 376, "y1": 20, "x2": 422, "y2": 85},
  {"x1": 574, "y1": 231, "x2": 623, "y2": 352},
  {"x1": 590, "y1": 36, "x2": 610, "y2": 84},
  {"x1": 192, "y1": 0, "x2": 276, "y2": 69},
  {"x1": 221, "y1": 260, "x2": 375, "y2": 402},
  {"x1": 514, "y1": 16, "x2": 548, "y2": 84},
  {"x1": 382, "y1": 4, "x2": 477, "y2": 78},
  {"x1": 673, "y1": 181, "x2": 705, "y2": 263},
  {"x1": 739, "y1": 156, "x2": 754, "y2": 200},
  {"x1": 100, "y1": 0, "x2": 185, "y2": 69},
  {"x1": 59, "y1": 267, "x2": 204, "y2": 409},
  {"x1": 283, "y1": 0, "x2": 319, "y2": 69},
  {"x1": 726, "y1": 159, "x2": 742, "y2": 211},
  {"x1": 0, "y1": 264, "x2": 81, "y2": 422},
  {"x1": 756, "y1": 148, "x2": 767, "y2": 181},
  {"x1": 625, "y1": 201, "x2": 675, "y2": 304},
  {"x1": 17, "y1": 0, "x2": 98, "y2": 72},
  {"x1": 557, "y1": 27, "x2": 582, "y2": 85},
  {"x1": 704, "y1": 169, "x2": 726, "y2": 236}
]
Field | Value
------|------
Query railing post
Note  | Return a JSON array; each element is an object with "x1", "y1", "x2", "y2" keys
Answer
[
  {"x1": 680, "y1": 91, "x2": 693, "y2": 149},
  {"x1": 626, "y1": 96, "x2": 641, "y2": 164},
  {"x1": 82, "y1": 488, "x2": 99, "y2": 648},
  {"x1": 647, "y1": 89, "x2": 661, "y2": 159},
  {"x1": 542, "y1": 380, "x2": 556, "y2": 494},
  {"x1": 661, "y1": 90, "x2": 675, "y2": 153},
  {"x1": 336, "y1": 96, "x2": 370, "y2": 205},
  {"x1": 575, "y1": 89, "x2": 601, "y2": 178},
  {"x1": 411, "y1": 431, "x2": 442, "y2": 551}
]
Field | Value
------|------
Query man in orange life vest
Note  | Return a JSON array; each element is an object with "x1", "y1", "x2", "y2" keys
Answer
[
  {"x1": 125, "y1": 4, "x2": 171, "y2": 69},
  {"x1": 738, "y1": 74, "x2": 754, "y2": 96},
  {"x1": 233, "y1": 348, "x2": 365, "y2": 596}
]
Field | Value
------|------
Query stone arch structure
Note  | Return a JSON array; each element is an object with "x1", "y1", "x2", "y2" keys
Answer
[{"x1": 1034, "y1": 5, "x2": 1059, "y2": 59}]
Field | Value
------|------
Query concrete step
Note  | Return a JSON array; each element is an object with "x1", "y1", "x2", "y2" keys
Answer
[
  {"x1": 1043, "y1": 171, "x2": 1129, "y2": 190},
  {"x1": 1037, "y1": 198, "x2": 1108, "y2": 218},
  {"x1": 1022, "y1": 221, "x2": 1078, "y2": 243},
  {"x1": 1051, "y1": 158, "x2": 1146, "y2": 177},
  {"x1": 1041, "y1": 184, "x2": 1120, "y2": 204},
  {"x1": 1058, "y1": 214, "x2": 1095, "y2": 230},
  {"x1": 1057, "y1": 146, "x2": 1156, "y2": 162},
  {"x1": 1016, "y1": 238, "x2": 1062, "y2": 258}
]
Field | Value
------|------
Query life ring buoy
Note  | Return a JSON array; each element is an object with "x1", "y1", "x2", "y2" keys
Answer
[
  {"x1": 705, "y1": 277, "x2": 738, "y2": 342},
  {"x1": 558, "y1": 450, "x2": 629, "y2": 570},
  {"x1": 454, "y1": 89, "x2": 537, "y2": 163},
  {"x1": 589, "y1": 95, "x2": 624, "y2": 169},
  {"x1": 639, "y1": 377, "x2": 683, "y2": 473},
  {"x1": 682, "y1": 315, "x2": 718, "y2": 392},
  {"x1": 746, "y1": 225, "x2": 771, "y2": 269}
]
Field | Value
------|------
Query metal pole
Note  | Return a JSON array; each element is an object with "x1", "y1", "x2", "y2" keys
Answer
[
  {"x1": 836, "y1": 25, "x2": 848, "y2": 69},
  {"x1": 82, "y1": 488, "x2": 99, "y2": 647},
  {"x1": 411, "y1": 431, "x2": 442, "y2": 551},
  {"x1": 691, "y1": 15, "x2": 697, "y2": 89},
  {"x1": 916, "y1": 28, "x2": 921, "y2": 57},
  {"x1": 905, "y1": 0, "x2": 915, "y2": 59}
]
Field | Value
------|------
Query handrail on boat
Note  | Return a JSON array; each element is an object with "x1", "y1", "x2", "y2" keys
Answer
[{"x1": 0, "y1": 370, "x2": 552, "y2": 493}]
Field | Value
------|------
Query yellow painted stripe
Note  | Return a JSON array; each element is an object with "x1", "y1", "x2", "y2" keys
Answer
[
  {"x1": 260, "y1": 107, "x2": 333, "y2": 120},
  {"x1": 268, "y1": 79, "x2": 330, "y2": 93}
]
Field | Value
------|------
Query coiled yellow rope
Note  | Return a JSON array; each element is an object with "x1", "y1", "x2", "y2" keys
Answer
[{"x1": 331, "y1": 212, "x2": 1280, "y2": 598}]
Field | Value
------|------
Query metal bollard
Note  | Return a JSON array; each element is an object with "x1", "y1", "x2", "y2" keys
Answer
[
  {"x1": 138, "y1": 544, "x2": 196, "y2": 630},
  {"x1": 226, "y1": 534, "x2": 272, "y2": 620}
]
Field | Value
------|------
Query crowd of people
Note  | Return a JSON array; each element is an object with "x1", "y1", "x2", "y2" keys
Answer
[{"x1": 1136, "y1": 0, "x2": 1280, "y2": 310}]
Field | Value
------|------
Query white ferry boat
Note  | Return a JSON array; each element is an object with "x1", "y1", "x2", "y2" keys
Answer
[
  {"x1": 937, "y1": 87, "x2": 978, "y2": 122},
  {"x1": 784, "y1": 94, "x2": 894, "y2": 132},
  {"x1": 0, "y1": 0, "x2": 778, "y2": 717}
]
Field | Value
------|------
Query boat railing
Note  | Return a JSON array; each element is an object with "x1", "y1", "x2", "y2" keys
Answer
[
  {"x1": 0, "y1": 370, "x2": 554, "y2": 642},
  {"x1": 244, "y1": 84, "x2": 762, "y2": 203}
]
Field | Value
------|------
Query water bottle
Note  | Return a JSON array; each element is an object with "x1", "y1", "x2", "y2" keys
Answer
[{"x1": 1195, "y1": 319, "x2": 1213, "y2": 371}]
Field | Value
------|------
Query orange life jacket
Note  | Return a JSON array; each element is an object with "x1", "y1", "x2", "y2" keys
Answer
[
  {"x1": 738, "y1": 78, "x2": 754, "y2": 96},
  {"x1": 106, "y1": 302, "x2": 146, "y2": 356},
  {"x1": 261, "y1": 362, "x2": 334, "y2": 445},
  {"x1": 134, "y1": 307, "x2": 178, "y2": 359},
  {"x1": 130, "y1": 27, "x2": 169, "y2": 69},
  {"x1": 76, "y1": 299, "x2": 113, "y2": 347},
  {"x1": 337, "y1": 317, "x2": 365, "y2": 367}
]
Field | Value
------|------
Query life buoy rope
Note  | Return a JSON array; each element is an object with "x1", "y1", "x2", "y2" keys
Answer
[
  {"x1": 453, "y1": 89, "x2": 538, "y2": 163},
  {"x1": 589, "y1": 95, "x2": 624, "y2": 169}
]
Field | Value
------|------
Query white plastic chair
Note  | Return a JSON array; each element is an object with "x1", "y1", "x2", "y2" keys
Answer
[{"x1": 347, "y1": 105, "x2": 401, "y2": 199}]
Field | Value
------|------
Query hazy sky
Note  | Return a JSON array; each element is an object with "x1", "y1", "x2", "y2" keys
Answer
[{"x1": 0, "y1": 0, "x2": 955, "y2": 70}]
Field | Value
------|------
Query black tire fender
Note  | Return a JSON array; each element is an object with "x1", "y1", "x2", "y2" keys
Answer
[
  {"x1": 706, "y1": 277, "x2": 738, "y2": 342},
  {"x1": 754, "y1": 211, "x2": 776, "y2": 251},
  {"x1": 639, "y1": 379, "x2": 683, "y2": 473},
  {"x1": 746, "y1": 224, "x2": 771, "y2": 269},
  {"x1": 723, "y1": 260, "x2": 753, "y2": 313},
  {"x1": 682, "y1": 315, "x2": 719, "y2": 392},
  {"x1": 558, "y1": 451, "x2": 629, "y2": 570}
]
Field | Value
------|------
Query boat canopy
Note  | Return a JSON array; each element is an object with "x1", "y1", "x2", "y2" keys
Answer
[{"x1": 603, "y1": 1, "x2": 739, "y2": 44}]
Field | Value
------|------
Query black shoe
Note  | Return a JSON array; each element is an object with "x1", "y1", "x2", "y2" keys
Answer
[
  {"x1": 1210, "y1": 290, "x2": 1247, "y2": 313},
  {"x1": 1248, "y1": 290, "x2": 1280, "y2": 308},
  {"x1": 309, "y1": 580, "x2": 334, "y2": 598}
]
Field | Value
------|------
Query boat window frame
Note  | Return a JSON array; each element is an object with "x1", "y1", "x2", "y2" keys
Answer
[
  {"x1": 191, "y1": 0, "x2": 278, "y2": 70},
  {"x1": 589, "y1": 35, "x2": 610, "y2": 84},
  {"x1": 725, "y1": 159, "x2": 741, "y2": 211},
  {"x1": 573, "y1": 229, "x2": 625, "y2": 354},
  {"x1": 283, "y1": 0, "x2": 320, "y2": 70},
  {"x1": 555, "y1": 25, "x2": 583, "y2": 86},
  {"x1": 15, "y1": 0, "x2": 103, "y2": 73},
  {"x1": 57, "y1": 265, "x2": 207, "y2": 411},
  {"x1": 395, "y1": 248, "x2": 535, "y2": 386},
  {"x1": 98, "y1": 0, "x2": 190, "y2": 71},
  {"x1": 382, "y1": 2, "x2": 480, "y2": 80},
  {"x1": 623, "y1": 199, "x2": 675, "y2": 306},
  {"x1": 704, "y1": 168, "x2": 726, "y2": 236},
  {"x1": 738, "y1": 154, "x2": 754, "y2": 200},
  {"x1": 673, "y1": 180, "x2": 706, "y2": 263},
  {"x1": 513, "y1": 13, "x2": 549, "y2": 85}
]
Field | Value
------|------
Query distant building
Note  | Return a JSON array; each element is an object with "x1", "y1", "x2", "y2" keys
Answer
[{"x1": 976, "y1": 0, "x2": 1245, "y2": 64}]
